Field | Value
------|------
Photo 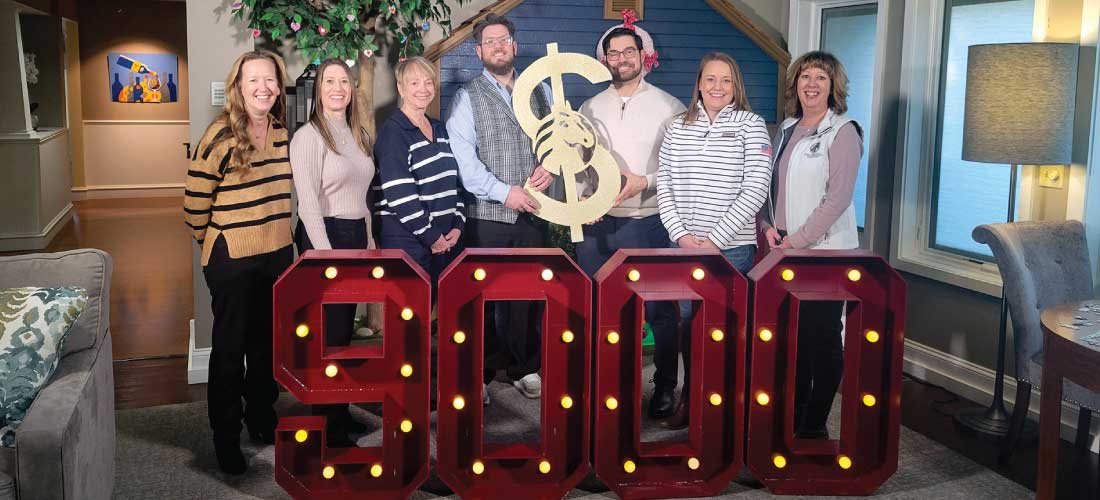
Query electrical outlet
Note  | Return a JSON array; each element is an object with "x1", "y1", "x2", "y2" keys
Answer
[{"x1": 1038, "y1": 165, "x2": 1065, "y2": 189}]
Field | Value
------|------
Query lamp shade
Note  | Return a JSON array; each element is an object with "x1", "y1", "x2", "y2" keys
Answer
[{"x1": 961, "y1": 43, "x2": 1078, "y2": 165}]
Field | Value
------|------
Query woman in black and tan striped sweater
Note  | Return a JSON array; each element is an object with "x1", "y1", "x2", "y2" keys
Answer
[{"x1": 183, "y1": 50, "x2": 293, "y2": 474}]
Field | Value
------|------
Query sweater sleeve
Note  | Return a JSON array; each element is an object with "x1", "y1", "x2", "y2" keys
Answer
[
  {"x1": 289, "y1": 126, "x2": 332, "y2": 250},
  {"x1": 656, "y1": 122, "x2": 689, "y2": 244},
  {"x1": 788, "y1": 123, "x2": 863, "y2": 249},
  {"x1": 707, "y1": 114, "x2": 773, "y2": 247},
  {"x1": 183, "y1": 123, "x2": 228, "y2": 244},
  {"x1": 375, "y1": 124, "x2": 444, "y2": 247}
]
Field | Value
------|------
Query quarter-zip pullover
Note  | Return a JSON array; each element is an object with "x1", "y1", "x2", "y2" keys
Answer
[
  {"x1": 656, "y1": 102, "x2": 772, "y2": 249},
  {"x1": 578, "y1": 79, "x2": 685, "y2": 218}
]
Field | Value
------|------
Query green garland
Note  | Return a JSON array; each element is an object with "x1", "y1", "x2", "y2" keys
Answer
[{"x1": 231, "y1": 0, "x2": 464, "y2": 60}]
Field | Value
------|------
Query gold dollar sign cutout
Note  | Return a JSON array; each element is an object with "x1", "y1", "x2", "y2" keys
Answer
[{"x1": 513, "y1": 43, "x2": 621, "y2": 243}]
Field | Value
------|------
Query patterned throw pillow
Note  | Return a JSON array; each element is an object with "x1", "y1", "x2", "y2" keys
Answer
[{"x1": 0, "y1": 287, "x2": 87, "y2": 448}]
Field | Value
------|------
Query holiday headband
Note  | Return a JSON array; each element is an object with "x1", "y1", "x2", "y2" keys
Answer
[{"x1": 595, "y1": 10, "x2": 659, "y2": 74}]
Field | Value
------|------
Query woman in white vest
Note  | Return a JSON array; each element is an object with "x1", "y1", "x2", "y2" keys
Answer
[{"x1": 762, "y1": 50, "x2": 863, "y2": 439}]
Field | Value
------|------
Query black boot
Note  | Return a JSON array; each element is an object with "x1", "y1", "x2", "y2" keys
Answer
[
  {"x1": 648, "y1": 386, "x2": 676, "y2": 420},
  {"x1": 245, "y1": 411, "x2": 277, "y2": 445},
  {"x1": 659, "y1": 394, "x2": 689, "y2": 430},
  {"x1": 213, "y1": 437, "x2": 247, "y2": 474}
]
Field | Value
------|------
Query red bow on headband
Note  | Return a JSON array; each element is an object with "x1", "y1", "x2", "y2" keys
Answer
[{"x1": 622, "y1": 9, "x2": 638, "y2": 29}]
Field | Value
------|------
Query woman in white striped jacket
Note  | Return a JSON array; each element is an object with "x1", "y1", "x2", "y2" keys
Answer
[{"x1": 654, "y1": 51, "x2": 772, "y2": 429}]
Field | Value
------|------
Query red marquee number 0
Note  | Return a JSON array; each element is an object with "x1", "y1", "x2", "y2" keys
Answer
[
  {"x1": 272, "y1": 250, "x2": 432, "y2": 499},
  {"x1": 435, "y1": 249, "x2": 591, "y2": 498},
  {"x1": 593, "y1": 249, "x2": 748, "y2": 499},
  {"x1": 746, "y1": 250, "x2": 906, "y2": 495}
]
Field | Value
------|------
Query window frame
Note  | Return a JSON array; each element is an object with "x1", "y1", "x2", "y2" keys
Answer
[{"x1": 788, "y1": 0, "x2": 887, "y2": 251}]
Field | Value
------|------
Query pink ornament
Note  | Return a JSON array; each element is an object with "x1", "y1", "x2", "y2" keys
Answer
[
  {"x1": 363, "y1": 49, "x2": 374, "y2": 58},
  {"x1": 290, "y1": 21, "x2": 301, "y2": 32},
  {"x1": 231, "y1": 1, "x2": 242, "y2": 10},
  {"x1": 317, "y1": 25, "x2": 327, "y2": 35},
  {"x1": 643, "y1": 50, "x2": 660, "y2": 72},
  {"x1": 251, "y1": 28, "x2": 261, "y2": 38},
  {"x1": 388, "y1": 5, "x2": 396, "y2": 15},
  {"x1": 622, "y1": 9, "x2": 638, "y2": 29},
  {"x1": 347, "y1": 14, "x2": 355, "y2": 22}
]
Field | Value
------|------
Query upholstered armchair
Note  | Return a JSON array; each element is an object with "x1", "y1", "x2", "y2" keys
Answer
[
  {"x1": 972, "y1": 221, "x2": 1099, "y2": 463},
  {"x1": 0, "y1": 249, "x2": 115, "y2": 500}
]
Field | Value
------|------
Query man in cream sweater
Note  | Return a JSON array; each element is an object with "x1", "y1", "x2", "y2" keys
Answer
[{"x1": 577, "y1": 26, "x2": 685, "y2": 420}]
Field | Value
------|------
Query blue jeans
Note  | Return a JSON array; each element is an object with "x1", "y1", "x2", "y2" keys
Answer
[
  {"x1": 577, "y1": 215, "x2": 680, "y2": 390},
  {"x1": 676, "y1": 243, "x2": 756, "y2": 391}
]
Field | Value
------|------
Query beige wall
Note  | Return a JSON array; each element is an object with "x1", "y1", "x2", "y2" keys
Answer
[
  {"x1": 75, "y1": 0, "x2": 190, "y2": 194},
  {"x1": 63, "y1": 18, "x2": 84, "y2": 187},
  {"x1": 0, "y1": 2, "x2": 31, "y2": 133}
]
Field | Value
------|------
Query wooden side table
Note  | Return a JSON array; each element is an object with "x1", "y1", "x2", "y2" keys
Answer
[{"x1": 1036, "y1": 300, "x2": 1100, "y2": 499}]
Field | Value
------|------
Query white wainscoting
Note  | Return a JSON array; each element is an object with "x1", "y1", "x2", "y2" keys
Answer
[{"x1": 78, "y1": 120, "x2": 189, "y2": 199}]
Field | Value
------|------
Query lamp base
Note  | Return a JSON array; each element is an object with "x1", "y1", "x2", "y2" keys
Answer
[{"x1": 953, "y1": 405, "x2": 1038, "y2": 442}]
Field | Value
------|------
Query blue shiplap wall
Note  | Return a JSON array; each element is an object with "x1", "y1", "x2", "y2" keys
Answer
[{"x1": 439, "y1": 0, "x2": 779, "y2": 122}]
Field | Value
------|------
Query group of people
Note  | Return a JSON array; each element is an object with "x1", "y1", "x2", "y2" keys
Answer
[{"x1": 183, "y1": 13, "x2": 862, "y2": 475}]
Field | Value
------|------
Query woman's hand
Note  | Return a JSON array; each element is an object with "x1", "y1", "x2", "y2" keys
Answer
[
  {"x1": 764, "y1": 227, "x2": 783, "y2": 249},
  {"x1": 443, "y1": 228, "x2": 461, "y2": 248},
  {"x1": 698, "y1": 238, "x2": 720, "y2": 251},
  {"x1": 677, "y1": 235, "x2": 702, "y2": 249},
  {"x1": 430, "y1": 235, "x2": 449, "y2": 254}
]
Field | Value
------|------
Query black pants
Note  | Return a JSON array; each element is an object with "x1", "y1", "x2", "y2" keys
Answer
[
  {"x1": 575, "y1": 215, "x2": 679, "y2": 391},
  {"x1": 793, "y1": 300, "x2": 845, "y2": 435},
  {"x1": 465, "y1": 214, "x2": 546, "y2": 383},
  {"x1": 295, "y1": 218, "x2": 369, "y2": 433},
  {"x1": 379, "y1": 217, "x2": 461, "y2": 286},
  {"x1": 203, "y1": 235, "x2": 293, "y2": 442}
]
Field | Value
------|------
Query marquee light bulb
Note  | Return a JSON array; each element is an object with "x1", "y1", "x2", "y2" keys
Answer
[
  {"x1": 838, "y1": 455, "x2": 853, "y2": 469},
  {"x1": 692, "y1": 268, "x2": 706, "y2": 280},
  {"x1": 400, "y1": 364, "x2": 413, "y2": 378},
  {"x1": 561, "y1": 330, "x2": 574, "y2": 343},
  {"x1": 709, "y1": 393, "x2": 723, "y2": 406},
  {"x1": 541, "y1": 269, "x2": 554, "y2": 281},
  {"x1": 756, "y1": 392, "x2": 770, "y2": 406},
  {"x1": 401, "y1": 308, "x2": 414, "y2": 320},
  {"x1": 865, "y1": 330, "x2": 880, "y2": 343},
  {"x1": 605, "y1": 397, "x2": 619, "y2": 410},
  {"x1": 400, "y1": 419, "x2": 413, "y2": 433},
  {"x1": 453, "y1": 396, "x2": 466, "y2": 410},
  {"x1": 322, "y1": 465, "x2": 335, "y2": 479},
  {"x1": 847, "y1": 269, "x2": 862, "y2": 282},
  {"x1": 623, "y1": 460, "x2": 636, "y2": 473},
  {"x1": 473, "y1": 268, "x2": 486, "y2": 281},
  {"x1": 371, "y1": 266, "x2": 385, "y2": 279},
  {"x1": 773, "y1": 454, "x2": 787, "y2": 469},
  {"x1": 862, "y1": 394, "x2": 877, "y2": 407},
  {"x1": 607, "y1": 331, "x2": 620, "y2": 344},
  {"x1": 453, "y1": 331, "x2": 466, "y2": 344},
  {"x1": 627, "y1": 269, "x2": 640, "y2": 282},
  {"x1": 538, "y1": 460, "x2": 551, "y2": 474},
  {"x1": 758, "y1": 328, "x2": 773, "y2": 342},
  {"x1": 294, "y1": 429, "x2": 308, "y2": 443},
  {"x1": 370, "y1": 464, "x2": 383, "y2": 477},
  {"x1": 472, "y1": 460, "x2": 485, "y2": 475},
  {"x1": 324, "y1": 266, "x2": 338, "y2": 279},
  {"x1": 710, "y1": 329, "x2": 724, "y2": 342},
  {"x1": 688, "y1": 457, "x2": 701, "y2": 470},
  {"x1": 560, "y1": 395, "x2": 573, "y2": 409},
  {"x1": 325, "y1": 364, "x2": 338, "y2": 378},
  {"x1": 781, "y1": 269, "x2": 795, "y2": 281},
  {"x1": 295, "y1": 324, "x2": 310, "y2": 338}
]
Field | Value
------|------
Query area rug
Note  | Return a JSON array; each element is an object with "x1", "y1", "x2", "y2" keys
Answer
[{"x1": 113, "y1": 380, "x2": 1032, "y2": 499}]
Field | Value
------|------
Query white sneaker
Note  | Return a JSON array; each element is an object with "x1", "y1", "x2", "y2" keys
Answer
[
  {"x1": 482, "y1": 383, "x2": 491, "y2": 406},
  {"x1": 513, "y1": 373, "x2": 542, "y2": 399}
]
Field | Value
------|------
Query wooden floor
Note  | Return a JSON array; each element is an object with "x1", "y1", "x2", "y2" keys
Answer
[{"x1": 19, "y1": 197, "x2": 1100, "y2": 498}]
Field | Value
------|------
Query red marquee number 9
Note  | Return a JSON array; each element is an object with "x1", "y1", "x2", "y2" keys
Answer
[
  {"x1": 746, "y1": 250, "x2": 906, "y2": 495},
  {"x1": 435, "y1": 249, "x2": 591, "y2": 498},
  {"x1": 594, "y1": 249, "x2": 748, "y2": 499},
  {"x1": 272, "y1": 250, "x2": 432, "y2": 499}
]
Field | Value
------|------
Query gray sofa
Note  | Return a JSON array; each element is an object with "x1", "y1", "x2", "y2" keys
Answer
[{"x1": 0, "y1": 249, "x2": 115, "y2": 500}]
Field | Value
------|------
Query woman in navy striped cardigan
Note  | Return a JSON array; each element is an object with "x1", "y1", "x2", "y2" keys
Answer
[{"x1": 374, "y1": 56, "x2": 465, "y2": 281}]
